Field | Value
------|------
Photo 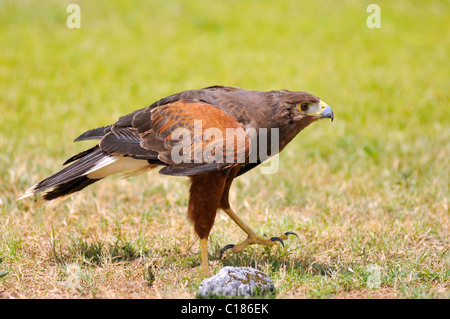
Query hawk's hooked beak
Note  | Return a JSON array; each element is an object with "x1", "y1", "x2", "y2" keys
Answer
[{"x1": 320, "y1": 100, "x2": 334, "y2": 122}]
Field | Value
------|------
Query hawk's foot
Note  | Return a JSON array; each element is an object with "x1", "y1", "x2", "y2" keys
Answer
[{"x1": 219, "y1": 231, "x2": 298, "y2": 259}]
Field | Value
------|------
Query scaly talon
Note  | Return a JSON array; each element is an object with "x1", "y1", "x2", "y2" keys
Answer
[
  {"x1": 270, "y1": 237, "x2": 285, "y2": 247},
  {"x1": 284, "y1": 231, "x2": 299, "y2": 238},
  {"x1": 219, "y1": 244, "x2": 235, "y2": 259},
  {"x1": 219, "y1": 230, "x2": 299, "y2": 259}
]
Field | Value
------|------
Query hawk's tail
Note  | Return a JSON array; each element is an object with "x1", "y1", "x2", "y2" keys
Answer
[{"x1": 17, "y1": 145, "x2": 152, "y2": 205}]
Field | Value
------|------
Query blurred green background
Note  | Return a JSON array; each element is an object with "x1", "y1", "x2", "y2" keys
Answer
[{"x1": 0, "y1": 0, "x2": 448, "y2": 207}]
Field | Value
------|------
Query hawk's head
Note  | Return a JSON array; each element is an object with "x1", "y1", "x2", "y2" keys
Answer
[
  {"x1": 299, "y1": 99, "x2": 333, "y2": 122},
  {"x1": 275, "y1": 91, "x2": 334, "y2": 124},
  {"x1": 289, "y1": 92, "x2": 334, "y2": 122},
  {"x1": 271, "y1": 91, "x2": 334, "y2": 148}
]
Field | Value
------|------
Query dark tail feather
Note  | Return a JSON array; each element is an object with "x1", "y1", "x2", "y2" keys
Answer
[
  {"x1": 43, "y1": 175, "x2": 101, "y2": 201},
  {"x1": 63, "y1": 145, "x2": 99, "y2": 165},
  {"x1": 18, "y1": 146, "x2": 110, "y2": 202},
  {"x1": 33, "y1": 147, "x2": 105, "y2": 192}
]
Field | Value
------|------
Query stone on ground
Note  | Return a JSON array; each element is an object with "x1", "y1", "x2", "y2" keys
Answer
[{"x1": 196, "y1": 266, "x2": 275, "y2": 298}]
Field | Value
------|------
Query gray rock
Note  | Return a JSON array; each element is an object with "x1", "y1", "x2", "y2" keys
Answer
[{"x1": 196, "y1": 266, "x2": 275, "y2": 298}]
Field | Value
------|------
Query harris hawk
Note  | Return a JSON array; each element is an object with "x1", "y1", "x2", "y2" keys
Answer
[{"x1": 19, "y1": 85, "x2": 333, "y2": 274}]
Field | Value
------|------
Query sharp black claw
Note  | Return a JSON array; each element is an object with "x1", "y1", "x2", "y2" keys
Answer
[
  {"x1": 285, "y1": 231, "x2": 299, "y2": 238},
  {"x1": 262, "y1": 234, "x2": 268, "y2": 238},
  {"x1": 270, "y1": 237, "x2": 285, "y2": 247},
  {"x1": 219, "y1": 244, "x2": 235, "y2": 259}
]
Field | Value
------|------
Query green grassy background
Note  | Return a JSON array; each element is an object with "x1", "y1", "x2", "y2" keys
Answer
[{"x1": 0, "y1": 0, "x2": 448, "y2": 298}]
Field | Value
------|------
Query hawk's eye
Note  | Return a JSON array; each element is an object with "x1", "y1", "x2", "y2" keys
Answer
[{"x1": 300, "y1": 103, "x2": 309, "y2": 112}]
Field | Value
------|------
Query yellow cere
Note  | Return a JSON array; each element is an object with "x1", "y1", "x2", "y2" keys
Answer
[{"x1": 305, "y1": 100, "x2": 327, "y2": 116}]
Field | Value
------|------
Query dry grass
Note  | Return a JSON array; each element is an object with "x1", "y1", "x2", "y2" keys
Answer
[
  {"x1": 1, "y1": 150, "x2": 449, "y2": 298},
  {"x1": 1, "y1": 0, "x2": 449, "y2": 298}
]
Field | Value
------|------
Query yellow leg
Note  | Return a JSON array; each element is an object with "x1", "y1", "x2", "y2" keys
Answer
[
  {"x1": 200, "y1": 238, "x2": 211, "y2": 276},
  {"x1": 221, "y1": 208, "x2": 295, "y2": 254},
  {"x1": 222, "y1": 207, "x2": 257, "y2": 237}
]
